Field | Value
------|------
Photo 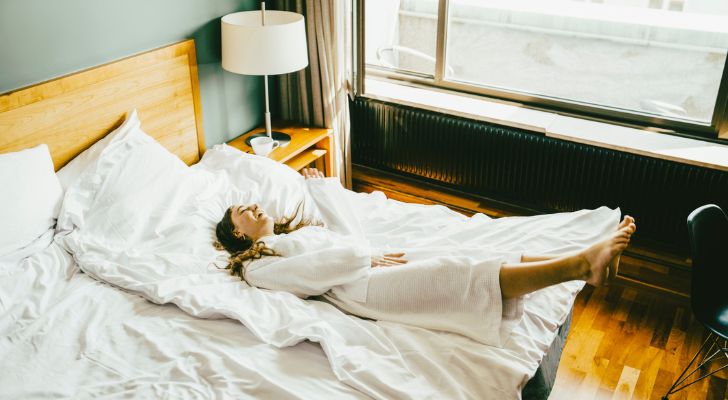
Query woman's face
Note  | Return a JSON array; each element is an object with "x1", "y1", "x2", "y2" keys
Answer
[{"x1": 229, "y1": 204, "x2": 274, "y2": 241}]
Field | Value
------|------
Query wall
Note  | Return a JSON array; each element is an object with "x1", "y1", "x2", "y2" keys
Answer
[{"x1": 0, "y1": 0, "x2": 263, "y2": 146}]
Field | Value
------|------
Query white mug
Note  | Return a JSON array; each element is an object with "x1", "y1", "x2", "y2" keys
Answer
[{"x1": 250, "y1": 136, "x2": 280, "y2": 157}]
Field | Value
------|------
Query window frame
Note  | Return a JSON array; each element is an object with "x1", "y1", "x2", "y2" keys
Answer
[{"x1": 358, "y1": 0, "x2": 728, "y2": 142}]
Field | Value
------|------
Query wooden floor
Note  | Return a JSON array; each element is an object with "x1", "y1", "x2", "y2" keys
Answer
[{"x1": 550, "y1": 286, "x2": 728, "y2": 400}]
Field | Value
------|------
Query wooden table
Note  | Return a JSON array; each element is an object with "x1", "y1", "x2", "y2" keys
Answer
[{"x1": 227, "y1": 123, "x2": 335, "y2": 177}]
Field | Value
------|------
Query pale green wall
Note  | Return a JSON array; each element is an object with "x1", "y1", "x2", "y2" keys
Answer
[{"x1": 0, "y1": 0, "x2": 263, "y2": 146}]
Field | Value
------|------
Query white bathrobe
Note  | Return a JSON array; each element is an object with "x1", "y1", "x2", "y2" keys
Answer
[{"x1": 244, "y1": 179, "x2": 524, "y2": 346}]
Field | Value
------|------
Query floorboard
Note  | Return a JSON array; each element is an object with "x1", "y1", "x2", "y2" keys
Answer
[{"x1": 551, "y1": 286, "x2": 727, "y2": 400}]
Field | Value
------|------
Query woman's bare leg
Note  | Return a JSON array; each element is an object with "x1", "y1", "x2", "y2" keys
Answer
[
  {"x1": 520, "y1": 254, "x2": 558, "y2": 262},
  {"x1": 500, "y1": 255, "x2": 587, "y2": 298},
  {"x1": 501, "y1": 218, "x2": 636, "y2": 299}
]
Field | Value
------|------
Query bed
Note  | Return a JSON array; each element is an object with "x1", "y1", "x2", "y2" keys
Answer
[{"x1": 0, "y1": 39, "x2": 613, "y2": 399}]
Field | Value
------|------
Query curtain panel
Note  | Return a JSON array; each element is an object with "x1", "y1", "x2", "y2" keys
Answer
[{"x1": 272, "y1": 0, "x2": 353, "y2": 188}]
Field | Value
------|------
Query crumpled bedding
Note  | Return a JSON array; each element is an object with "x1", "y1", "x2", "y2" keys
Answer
[
  {"x1": 20, "y1": 134, "x2": 619, "y2": 399},
  {"x1": 0, "y1": 243, "x2": 367, "y2": 399}
]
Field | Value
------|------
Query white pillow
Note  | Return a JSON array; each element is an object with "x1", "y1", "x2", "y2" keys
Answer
[
  {"x1": 0, "y1": 144, "x2": 63, "y2": 258},
  {"x1": 56, "y1": 109, "x2": 140, "y2": 191},
  {"x1": 54, "y1": 110, "x2": 156, "y2": 236},
  {"x1": 56, "y1": 125, "x2": 223, "y2": 280},
  {"x1": 194, "y1": 144, "x2": 319, "y2": 221}
]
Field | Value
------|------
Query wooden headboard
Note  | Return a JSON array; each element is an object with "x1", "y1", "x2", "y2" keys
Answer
[{"x1": 0, "y1": 40, "x2": 205, "y2": 170}]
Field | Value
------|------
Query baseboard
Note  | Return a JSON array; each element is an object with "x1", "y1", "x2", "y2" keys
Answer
[{"x1": 353, "y1": 164, "x2": 691, "y2": 303}]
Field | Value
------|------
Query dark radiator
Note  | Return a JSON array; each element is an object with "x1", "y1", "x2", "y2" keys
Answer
[{"x1": 350, "y1": 97, "x2": 728, "y2": 254}]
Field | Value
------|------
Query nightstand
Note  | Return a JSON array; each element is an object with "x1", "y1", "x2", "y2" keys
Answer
[{"x1": 227, "y1": 123, "x2": 335, "y2": 177}]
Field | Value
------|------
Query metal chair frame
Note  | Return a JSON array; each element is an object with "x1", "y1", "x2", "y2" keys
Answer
[
  {"x1": 663, "y1": 204, "x2": 728, "y2": 399},
  {"x1": 662, "y1": 332, "x2": 728, "y2": 399}
]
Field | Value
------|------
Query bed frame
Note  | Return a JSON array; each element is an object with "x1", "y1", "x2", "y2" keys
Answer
[{"x1": 0, "y1": 40, "x2": 205, "y2": 169}]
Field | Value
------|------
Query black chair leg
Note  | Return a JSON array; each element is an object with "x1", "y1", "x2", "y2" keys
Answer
[{"x1": 662, "y1": 332, "x2": 728, "y2": 399}]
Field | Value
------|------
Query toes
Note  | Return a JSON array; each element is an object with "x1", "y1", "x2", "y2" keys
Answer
[
  {"x1": 619, "y1": 216, "x2": 636, "y2": 231},
  {"x1": 618, "y1": 223, "x2": 636, "y2": 235}
]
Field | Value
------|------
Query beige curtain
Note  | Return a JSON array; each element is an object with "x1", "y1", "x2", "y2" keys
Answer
[{"x1": 272, "y1": 0, "x2": 353, "y2": 188}]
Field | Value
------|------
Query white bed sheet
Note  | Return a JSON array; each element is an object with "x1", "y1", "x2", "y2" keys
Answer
[
  {"x1": 0, "y1": 202, "x2": 598, "y2": 400},
  {"x1": 48, "y1": 138, "x2": 618, "y2": 399},
  {"x1": 0, "y1": 201, "x2": 606, "y2": 399},
  {"x1": 0, "y1": 242, "x2": 366, "y2": 399}
]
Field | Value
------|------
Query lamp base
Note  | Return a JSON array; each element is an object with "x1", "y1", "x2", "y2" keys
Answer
[{"x1": 244, "y1": 131, "x2": 291, "y2": 147}]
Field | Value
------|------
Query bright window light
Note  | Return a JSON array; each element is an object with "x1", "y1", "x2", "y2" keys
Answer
[{"x1": 365, "y1": 0, "x2": 728, "y2": 125}]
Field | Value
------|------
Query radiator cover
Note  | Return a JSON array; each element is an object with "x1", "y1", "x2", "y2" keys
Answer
[{"x1": 351, "y1": 97, "x2": 728, "y2": 254}]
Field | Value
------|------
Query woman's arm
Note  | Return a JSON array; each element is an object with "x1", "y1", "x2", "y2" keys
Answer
[
  {"x1": 301, "y1": 167, "x2": 325, "y2": 180},
  {"x1": 244, "y1": 242, "x2": 371, "y2": 299},
  {"x1": 302, "y1": 168, "x2": 365, "y2": 238},
  {"x1": 302, "y1": 168, "x2": 408, "y2": 268}
]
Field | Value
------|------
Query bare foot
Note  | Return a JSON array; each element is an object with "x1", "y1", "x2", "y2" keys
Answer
[
  {"x1": 579, "y1": 226, "x2": 633, "y2": 286},
  {"x1": 609, "y1": 216, "x2": 636, "y2": 281},
  {"x1": 618, "y1": 215, "x2": 636, "y2": 233}
]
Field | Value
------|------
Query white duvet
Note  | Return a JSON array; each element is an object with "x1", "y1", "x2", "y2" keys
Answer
[
  {"x1": 8, "y1": 128, "x2": 619, "y2": 399},
  {"x1": 0, "y1": 243, "x2": 367, "y2": 399}
]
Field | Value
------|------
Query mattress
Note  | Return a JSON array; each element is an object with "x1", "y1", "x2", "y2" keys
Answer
[{"x1": 523, "y1": 310, "x2": 573, "y2": 399}]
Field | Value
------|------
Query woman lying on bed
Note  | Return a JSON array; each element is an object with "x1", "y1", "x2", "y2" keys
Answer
[{"x1": 214, "y1": 168, "x2": 636, "y2": 345}]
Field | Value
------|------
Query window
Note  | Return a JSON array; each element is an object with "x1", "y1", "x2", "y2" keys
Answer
[{"x1": 363, "y1": 0, "x2": 728, "y2": 140}]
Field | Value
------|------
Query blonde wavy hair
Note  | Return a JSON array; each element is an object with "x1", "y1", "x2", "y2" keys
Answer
[{"x1": 214, "y1": 202, "x2": 320, "y2": 282}]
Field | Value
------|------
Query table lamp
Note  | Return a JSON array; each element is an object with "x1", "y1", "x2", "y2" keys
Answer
[{"x1": 222, "y1": 2, "x2": 309, "y2": 146}]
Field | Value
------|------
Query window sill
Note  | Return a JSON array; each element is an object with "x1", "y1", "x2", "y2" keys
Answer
[{"x1": 363, "y1": 78, "x2": 728, "y2": 172}]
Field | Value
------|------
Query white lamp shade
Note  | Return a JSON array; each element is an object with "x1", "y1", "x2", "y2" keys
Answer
[{"x1": 221, "y1": 10, "x2": 309, "y2": 76}]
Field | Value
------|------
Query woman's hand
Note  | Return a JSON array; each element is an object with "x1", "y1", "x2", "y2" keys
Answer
[
  {"x1": 302, "y1": 167, "x2": 325, "y2": 180},
  {"x1": 371, "y1": 253, "x2": 408, "y2": 268}
]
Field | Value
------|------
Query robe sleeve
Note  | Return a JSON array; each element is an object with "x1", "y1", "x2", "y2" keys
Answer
[
  {"x1": 244, "y1": 227, "x2": 371, "y2": 300},
  {"x1": 305, "y1": 178, "x2": 365, "y2": 238}
]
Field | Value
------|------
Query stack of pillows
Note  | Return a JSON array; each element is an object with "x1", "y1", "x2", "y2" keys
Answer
[
  {"x1": 1, "y1": 109, "x2": 318, "y2": 270},
  {"x1": 1, "y1": 111, "x2": 147, "y2": 263}
]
